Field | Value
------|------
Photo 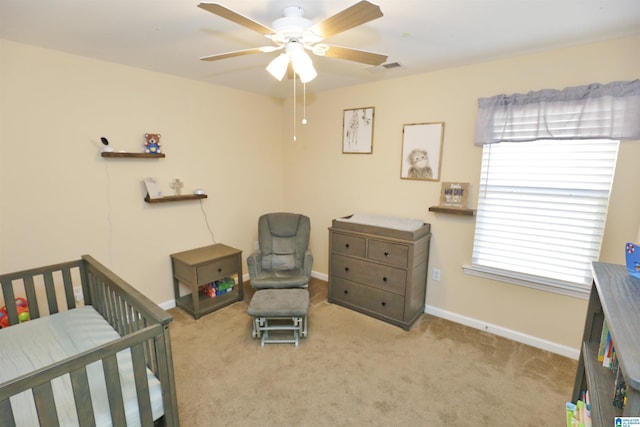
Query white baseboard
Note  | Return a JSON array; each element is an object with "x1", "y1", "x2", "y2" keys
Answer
[
  {"x1": 425, "y1": 305, "x2": 580, "y2": 360},
  {"x1": 160, "y1": 271, "x2": 578, "y2": 359},
  {"x1": 159, "y1": 300, "x2": 176, "y2": 310},
  {"x1": 312, "y1": 271, "x2": 328, "y2": 281}
]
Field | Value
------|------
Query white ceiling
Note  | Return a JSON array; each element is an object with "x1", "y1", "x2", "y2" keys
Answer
[{"x1": 1, "y1": 0, "x2": 639, "y2": 99}]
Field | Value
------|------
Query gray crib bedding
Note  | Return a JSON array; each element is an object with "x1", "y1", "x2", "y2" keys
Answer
[{"x1": 0, "y1": 305, "x2": 163, "y2": 426}]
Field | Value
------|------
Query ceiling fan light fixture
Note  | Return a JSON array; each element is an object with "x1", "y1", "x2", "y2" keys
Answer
[
  {"x1": 291, "y1": 49, "x2": 317, "y2": 83},
  {"x1": 266, "y1": 53, "x2": 289, "y2": 81}
]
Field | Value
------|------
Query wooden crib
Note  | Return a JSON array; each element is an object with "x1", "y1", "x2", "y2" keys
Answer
[{"x1": 0, "y1": 255, "x2": 179, "y2": 426}]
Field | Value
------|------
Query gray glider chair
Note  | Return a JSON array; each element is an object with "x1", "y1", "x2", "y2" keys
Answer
[{"x1": 247, "y1": 212, "x2": 313, "y2": 289}]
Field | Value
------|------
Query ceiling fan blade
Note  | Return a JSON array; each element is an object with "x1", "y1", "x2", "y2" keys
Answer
[
  {"x1": 311, "y1": 1, "x2": 383, "y2": 39},
  {"x1": 323, "y1": 45, "x2": 387, "y2": 66},
  {"x1": 198, "y1": 2, "x2": 274, "y2": 35},
  {"x1": 200, "y1": 48, "x2": 264, "y2": 62}
]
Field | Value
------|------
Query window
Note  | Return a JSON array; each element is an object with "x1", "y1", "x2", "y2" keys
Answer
[{"x1": 465, "y1": 138, "x2": 619, "y2": 297}]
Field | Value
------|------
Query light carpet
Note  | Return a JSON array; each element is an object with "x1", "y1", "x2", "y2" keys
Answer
[{"x1": 168, "y1": 278, "x2": 577, "y2": 426}]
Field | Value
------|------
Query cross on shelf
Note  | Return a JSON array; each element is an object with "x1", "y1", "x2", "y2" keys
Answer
[{"x1": 170, "y1": 178, "x2": 184, "y2": 195}]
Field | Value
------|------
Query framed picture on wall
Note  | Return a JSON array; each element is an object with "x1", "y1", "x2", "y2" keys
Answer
[
  {"x1": 400, "y1": 122, "x2": 445, "y2": 181},
  {"x1": 343, "y1": 107, "x2": 374, "y2": 154}
]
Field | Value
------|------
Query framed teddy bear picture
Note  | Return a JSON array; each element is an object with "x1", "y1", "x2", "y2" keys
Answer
[{"x1": 400, "y1": 122, "x2": 445, "y2": 181}]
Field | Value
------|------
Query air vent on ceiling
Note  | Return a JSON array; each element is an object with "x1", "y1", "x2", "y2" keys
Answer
[
  {"x1": 367, "y1": 62, "x2": 402, "y2": 73},
  {"x1": 382, "y1": 62, "x2": 402, "y2": 69}
]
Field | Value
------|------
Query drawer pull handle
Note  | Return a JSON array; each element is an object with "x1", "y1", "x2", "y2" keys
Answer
[
  {"x1": 345, "y1": 243, "x2": 350, "y2": 248},
  {"x1": 381, "y1": 301, "x2": 386, "y2": 307},
  {"x1": 344, "y1": 290, "x2": 349, "y2": 295},
  {"x1": 218, "y1": 268, "x2": 222, "y2": 273},
  {"x1": 384, "y1": 252, "x2": 389, "y2": 257},
  {"x1": 345, "y1": 267, "x2": 349, "y2": 272},
  {"x1": 382, "y1": 277, "x2": 388, "y2": 282}
]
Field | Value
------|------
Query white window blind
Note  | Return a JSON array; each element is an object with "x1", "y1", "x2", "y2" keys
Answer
[{"x1": 469, "y1": 139, "x2": 619, "y2": 297}]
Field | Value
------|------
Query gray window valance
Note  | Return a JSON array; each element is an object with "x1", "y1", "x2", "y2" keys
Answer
[{"x1": 475, "y1": 79, "x2": 640, "y2": 145}]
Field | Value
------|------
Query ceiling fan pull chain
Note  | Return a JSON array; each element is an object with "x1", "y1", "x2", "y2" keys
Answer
[
  {"x1": 302, "y1": 82, "x2": 307, "y2": 125},
  {"x1": 293, "y1": 72, "x2": 297, "y2": 141}
]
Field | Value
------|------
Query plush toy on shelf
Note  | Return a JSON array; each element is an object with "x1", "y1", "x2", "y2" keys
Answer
[
  {"x1": 144, "y1": 133, "x2": 162, "y2": 154},
  {"x1": 0, "y1": 297, "x2": 30, "y2": 328}
]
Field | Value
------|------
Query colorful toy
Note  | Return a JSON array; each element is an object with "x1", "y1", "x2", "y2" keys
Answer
[
  {"x1": 0, "y1": 297, "x2": 30, "y2": 328},
  {"x1": 198, "y1": 277, "x2": 235, "y2": 298},
  {"x1": 144, "y1": 133, "x2": 162, "y2": 154}
]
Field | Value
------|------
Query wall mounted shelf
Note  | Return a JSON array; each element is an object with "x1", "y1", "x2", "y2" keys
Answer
[
  {"x1": 102, "y1": 152, "x2": 165, "y2": 158},
  {"x1": 428, "y1": 206, "x2": 476, "y2": 216},
  {"x1": 144, "y1": 194, "x2": 207, "y2": 203}
]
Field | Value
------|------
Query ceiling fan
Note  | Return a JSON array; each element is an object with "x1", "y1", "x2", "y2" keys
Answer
[{"x1": 198, "y1": 1, "x2": 388, "y2": 83}]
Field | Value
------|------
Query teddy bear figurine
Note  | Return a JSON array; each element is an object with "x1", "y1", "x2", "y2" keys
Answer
[{"x1": 144, "y1": 133, "x2": 162, "y2": 154}]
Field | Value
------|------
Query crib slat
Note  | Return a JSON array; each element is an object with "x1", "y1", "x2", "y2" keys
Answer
[
  {"x1": 62, "y1": 267, "x2": 76, "y2": 310},
  {"x1": 33, "y1": 382, "x2": 60, "y2": 427},
  {"x1": 155, "y1": 328, "x2": 179, "y2": 425},
  {"x1": 43, "y1": 271, "x2": 59, "y2": 315},
  {"x1": 23, "y1": 275, "x2": 40, "y2": 320},
  {"x1": 0, "y1": 398, "x2": 17, "y2": 427},
  {"x1": 103, "y1": 354, "x2": 127, "y2": 425},
  {"x1": 116, "y1": 294, "x2": 126, "y2": 335},
  {"x1": 131, "y1": 343, "x2": 154, "y2": 426},
  {"x1": 1, "y1": 280, "x2": 18, "y2": 325},
  {"x1": 70, "y1": 367, "x2": 96, "y2": 427}
]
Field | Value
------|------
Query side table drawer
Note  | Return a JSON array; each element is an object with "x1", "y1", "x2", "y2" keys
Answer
[
  {"x1": 196, "y1": 256, "x2": 239, "y2": 284},
  {"x1": 332, "y1": 232, "x2": 366, "y2": 257},
  {"x1": 330, "y1": 277, "x2": 405, "y2": 321},
  {"x1": 367, "y1": 239, "x2": 409, "y2": 268},
  {"x1": 331, "y1": 254, "x2": 406, "y2": 295}
]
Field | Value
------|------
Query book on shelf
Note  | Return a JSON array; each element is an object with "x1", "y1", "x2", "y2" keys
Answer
[
  {"x1": 566, "y1": 398, "x2": 591, "y2": 427},
  {"x1": 597, "y1": 320, "x2": 609, "y2": 362},
  {"x1": 595, "y1": 318, "x2": 628, "y2": 410}
]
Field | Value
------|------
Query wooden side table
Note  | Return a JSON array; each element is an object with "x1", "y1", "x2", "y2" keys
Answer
[{"x1": 170, "y1": 244, "x2": 244, "y2": 319}]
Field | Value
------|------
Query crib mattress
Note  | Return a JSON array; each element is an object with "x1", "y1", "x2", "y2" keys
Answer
[{"x1": 0, "y1": 306, "x2": 164, "y2": 427}]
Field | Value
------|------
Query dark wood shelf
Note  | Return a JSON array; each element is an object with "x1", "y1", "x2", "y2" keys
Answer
[
  {"x1": 102, "y1": 152, "x2": 165, "y2": 158},
  {"x1": 428, "y1": 206, "x2": 476, "y2": 216},
  {"x1": 144, "y1": 194, "x2": 207, "y2": 203}
]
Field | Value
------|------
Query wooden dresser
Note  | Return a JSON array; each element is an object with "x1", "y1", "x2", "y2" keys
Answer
[{"x1": 328, "y1": 215, "x2": 431, "y2": 330}]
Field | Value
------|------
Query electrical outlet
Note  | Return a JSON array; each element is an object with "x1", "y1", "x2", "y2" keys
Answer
[{"x1": 432, "y1": 268, "x2": 441, "y2": 281}]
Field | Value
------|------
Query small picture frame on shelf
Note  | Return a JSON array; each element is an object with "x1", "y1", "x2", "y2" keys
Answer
[
  {"x1": 439, "y1": 182, "x2": 469, "y2": 209},
  {"x1": 342, "y1": 107, "x2": 374, "y2": 154},
  {"x1": 143, "y1": 177, "x2": 163, "y2": 199}
]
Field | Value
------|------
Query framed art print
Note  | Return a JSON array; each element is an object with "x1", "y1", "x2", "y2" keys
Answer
[
  {"x1": 400, "y1": 122, "x2": 445, "y2": 181},
  {"x1": 343, "y1": 107, "x2": 374, "y2": 154}
]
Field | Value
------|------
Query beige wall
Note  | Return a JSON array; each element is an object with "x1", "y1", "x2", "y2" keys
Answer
[
  {"x1": 282, "y1": 35, "x2": 640, "y2": 354},
  {"x1": 1, "y1": 35, "x2": 638, "y2": 355},
  {"x1": 0, "y1": 39, "x2": 284, "y2": 304}
]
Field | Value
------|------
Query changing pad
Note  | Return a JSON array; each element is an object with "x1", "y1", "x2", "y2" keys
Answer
[{"x1": 335, "y1": 213, "x2": 425, "y2": 232}]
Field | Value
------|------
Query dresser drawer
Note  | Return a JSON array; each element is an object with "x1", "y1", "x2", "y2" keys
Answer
[
  {"x1": 196, "y1": 257, "x2": 239, "y2": 284},
  {"x1": 367, "y1": 239, "x2": 409, "y2": 268},
  {"x1": 330, "y1": 277, "x2": 405, "y2": 321},
  {"x1": 332, "y1": 232, "x2": 366, "y2": 257},
  {"x1": 331, "y1": 254, "x2": 406, "y2": 295}
]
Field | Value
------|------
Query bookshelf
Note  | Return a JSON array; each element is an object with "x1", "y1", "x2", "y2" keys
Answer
[{"x1": 572, "y1": 262, "x2": 640, "y2": 425}]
